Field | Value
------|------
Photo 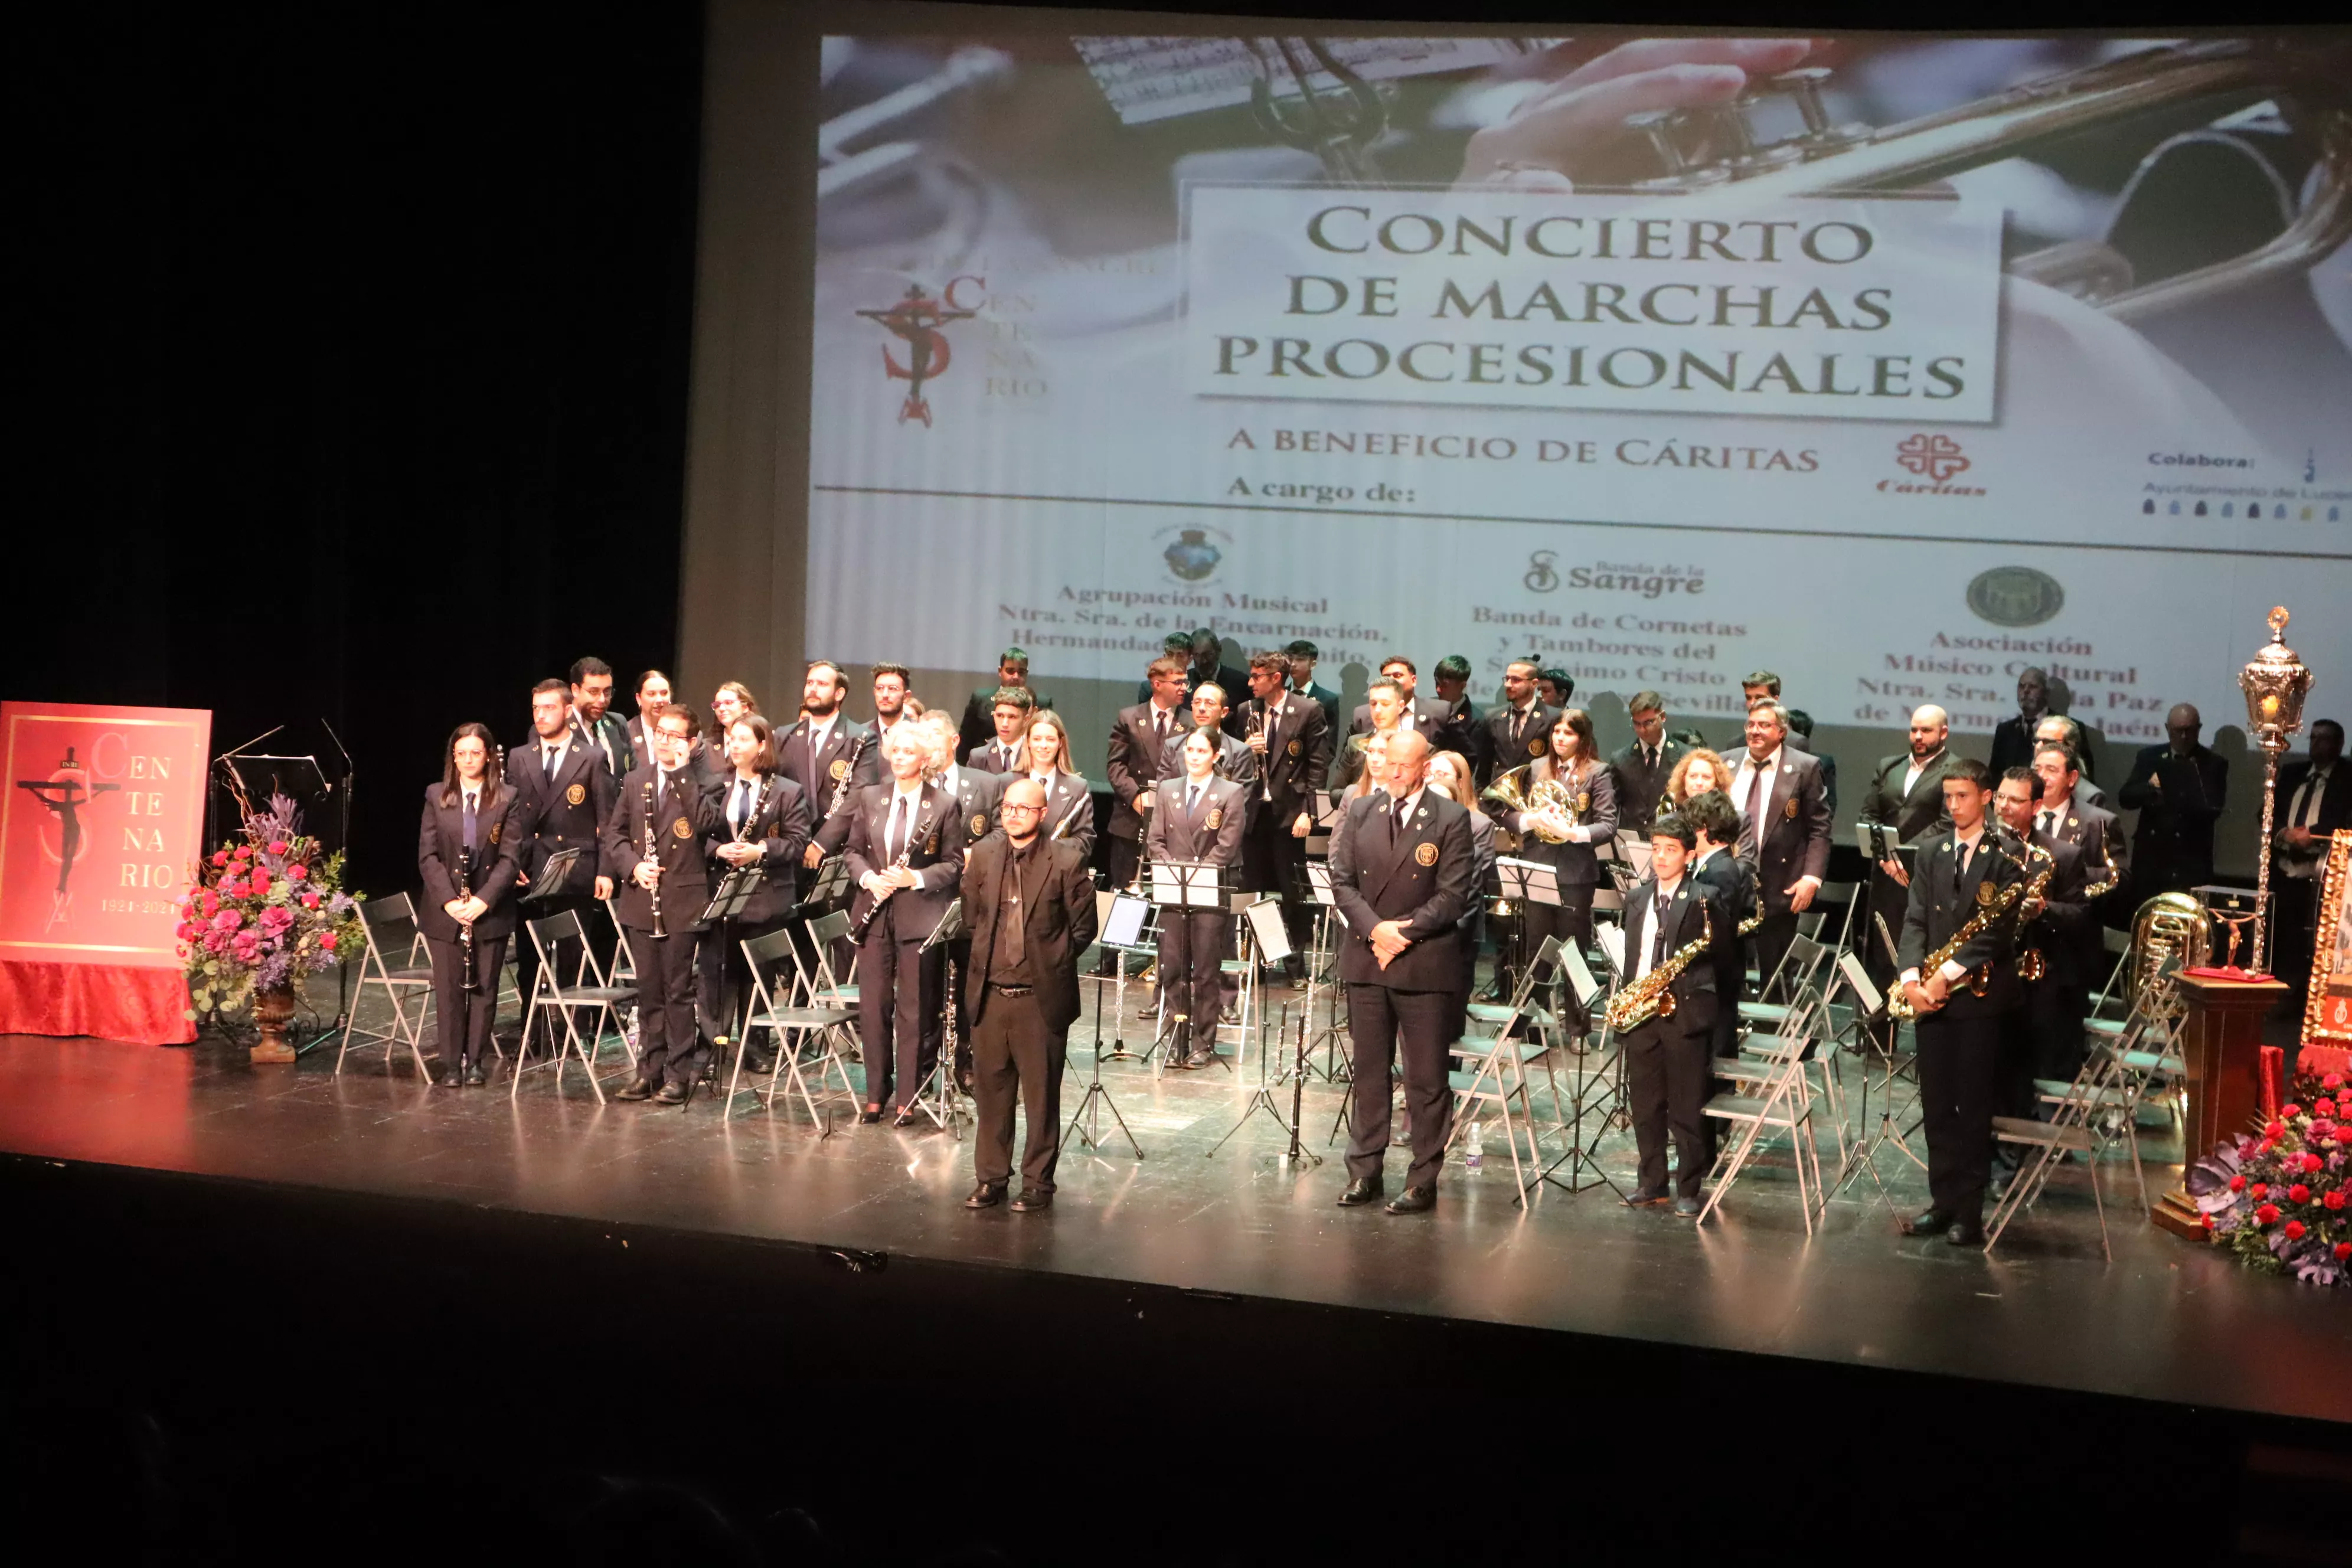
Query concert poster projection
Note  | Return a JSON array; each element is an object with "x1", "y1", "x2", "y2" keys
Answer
[{"x1": 763, "y1": 26, "x2": 2352, "y2": 821}]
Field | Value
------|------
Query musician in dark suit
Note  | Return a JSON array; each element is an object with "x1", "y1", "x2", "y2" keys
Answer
[
  {"x1": 844, "y1": 724, "x2": 966, "y2": 1124},
  {"x1": 1146, "y1": 728, "x2": 1248, "y2": 1070},
  {"x1": 1606, "y1": 689, "x2": 1688, "y2": 835},
  {"x1": 1683, "y1": 789, "x2": 1752, "y2": 1063},
  {"x1": 1430, "y1": 655, "x2": 1488, "y2": 782},
  {"x1": 1858, "y1": 705, "x2": 1962, "y2": 1035},
  {"x1": 2119, "y1": 704, "x2": 2229, "y2": 902},
  {"x1": 1104, "y1": 654, "x2": 1193, "y2": 899},
  {"x1": 2029, "y1": 744, "x2": 2126, "y2": 927},
  {"x1": 1137, "y1": 631, "x2": 1247, "y2": 734},
  {"x1": 696, "y1": 713, "x2": 813, "y2": 1077},
  {"x1": 785, "y1": 659, "x2": 880, "y2": 877},
  {"x1": 1011, "y1": 710, "x2": 1095, "y2": 859},
  {"x1": 1349, "y1": 656, "x2": 1456, "y2": 752},
  {"x1": 960, "y1": 778, "x2": 1100, "y2": 1213},
  {"x1": 1481, "y1": 659, "x2": 1558, "y2": 790},
  {"x1": 1331, "y1": 680, "x2": 1412, "y2": 801},
  {"x1": 1484, "y1": 708, "x2": 1616, "y2": 1030},
  {"x1": 567, "y1": 656, "x2": 634, "y2": 779},
  {"x1": 622, "y1": 668, "x2": 678, "y2": 773},
  {"x1": 509, "y1": 680, "x2": 617, "y2": 1038},
  {"x1": 1994, "y1": 769, "x2": 2092, "y2": 1120},
  {"x1": 601, "y1": 705, "x2": 724, "y2": 1106},
  {"x1": 1156, "y1": 683, "x2": 1258, "y2": 798},
  {"x1": 1987, "y1": 667, "x2": 2053, "y2": 779},
  {"x1": 1615, "y1": 814, "x2": 1737, "y2": 1214},
  {"x1": 957, "y1": 647, "x2": 1051, "y2": 763},
  {"x1": 1896, "y1": 758, "x2": 2031, "y2": 1246},
  {"x1": 2036, "y1": 714, "x2": 2105, "y2": 793},
  {"x1": 919, "y1": 711, "x2": 1004, "y2": 1082},
  {"x1": 419, "y1": 723, "x2": 524, "y2": 1087},
  {"x1": 695, "y1": 681, "x2": 759, "y2": 790},
  {"x1": 1329, "y1": 731, "x2": 1475, "y2": 1216},
  {"x1": 1241, "y1": 651, "x2": 1331, "y2": 978},
  {"x1": 1285, "y1": 639, "x2": 1342, "y2": 736},
  {"x1": 2276, "y1": 718, "x2": 2348, "y2": 993},
  {"x1": 966, "y1": 686, "x2": 1035, "y2": 775},
  {"x1": 1729, "y1": 703, "x2": 1833, "y2": 999}
]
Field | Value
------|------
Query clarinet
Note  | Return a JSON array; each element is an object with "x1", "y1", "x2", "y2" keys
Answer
[
  {"x1": 642, "y1": 779, "x2": 667, "y2": 939},
  {"x1": 457, "y1": 843, "x2": 477, "y2": 992},
  {"x1": 849, "y1": 801, "x2": 930, "y2": 945},
  {"x1": 825, "y1": 732, "x2": 872, "y2": 821}
]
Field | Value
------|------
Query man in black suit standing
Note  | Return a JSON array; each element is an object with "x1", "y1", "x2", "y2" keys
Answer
[
  {"x1": 1897, "y1": 758, "x2": 2030, "y2": 1246},
  {"x1": 844, "y1": 724, "x2": 966, "y2": 1124},
  {"x1": 2028, "y1": 743, "x2": 2126, "y2": 923},
  {"x1": 1608, "y1": 688, "x2": 1687, "y2": 835},
  {"x1": 782, "y1": 659, "x2": 880, "y2": 875},
  {"x1": 966, "y1": 687, "x2": 1034, "y2": 775},
  {"x1": 1350, "y1": 655, "x2": 1455, "y2": 751},
  {"x1": 1285, "y1": 639, "x2": 1342, "y2": 736},
  {"x1": 1616, "y1": 813, "x2": 1738, "y2": 1216},
  {"x1": 622, "y1": 668, "x2": 675, "y2": 769},
  {"x1": 1481, "y1": 658, "x2": 1557, "y2": 791},
  {"x1": 1683, "y1": 789, "x2": 1752, "y2": 1064},
  {"x1": 1328, "y1": 731, "x2": 1475, "y2": 1216},
  {"x1": 1858, "y1": 704, "x2": 1961, "y2": 1034},
  {"x1": 1987, "y1": 667, "x2": 2052, "y2": 778},
  {"x1": 1430, "y1": 655, "x2": 1489, "y2": 782},
  {"x1": 602, "y1": 705, "x2": 723, "y2": 1106},
  {"x1": 511, "y1": 679, "x2": 618, "y2": 1040},
  {"x1": 1994, "y1": 767, "x2": 2095, "y2": 1105},
  {"x1": 961, "y1": 778, "x2": 1099, "y2": 1213},
  {"x1": 2275, "y1": 718, "x2": 2348, "y2": 994},
  {"x1": 958, "y1": 647, "x2": 1050, "y2": 763},
  {"x1": 1241, "y1": 651, "x2": 1331, "y2": 980},
  {"x1": 2037, "y1": 713, "x2": 2105, "y2": 792},
  {"x1": 1728, "y1": 702, "x2": 1832, "y2": 998},
  {"x1": 2119, "y1": 703, "x2": 2229, "y2": 902},
  {"x1": 1105, "y1": 654, "x2": 1193, "y2": 900},
  {"x1": 568, "y1": 656, "x2": 635, "y2": 780}
]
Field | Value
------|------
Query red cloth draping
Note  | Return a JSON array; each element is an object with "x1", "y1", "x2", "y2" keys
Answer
[
  {"x1": 2301, "y1": 1043, "x2": 2351, "y2": 1080},
  {"x1": 0, "y1": 959, "x2": 194, "y2": 1045}
]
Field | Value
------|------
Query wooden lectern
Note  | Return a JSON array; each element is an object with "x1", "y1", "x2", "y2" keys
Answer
[{"x1": 2151, "y1": 972, "x2": 2291, "y2": 1239}]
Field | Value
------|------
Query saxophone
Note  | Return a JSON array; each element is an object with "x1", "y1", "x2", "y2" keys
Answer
[
  {"x1": 2014, "y1": 840, "x2": 2063, "y2": 982},
  {"x1": 1888, "y1": 838, "x2": 2036, "y2": 1019},
  {"x1": 1605, "y1": 902, "x2": 1714, "y2": 1032}
]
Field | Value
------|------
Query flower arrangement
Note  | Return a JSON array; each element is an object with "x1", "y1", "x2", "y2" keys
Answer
[
  {"x1": 2188, "y1": 1070, "x2": 2352, "y2": 1288},
  {"x1": 177, "y1": 793, "x2": 366, "y2": 1023}
]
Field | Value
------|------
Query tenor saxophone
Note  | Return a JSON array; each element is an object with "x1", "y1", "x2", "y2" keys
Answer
[
  {"x1": 2014, "y1": 842, "x2": 2062, "y2": 982},
  {"x1": 1888, "y1": 841, "x2": 2037, "y2": 1019},
  {"x1": 1605, "y1": 902, "x2": 1714, "y2": 1032}
]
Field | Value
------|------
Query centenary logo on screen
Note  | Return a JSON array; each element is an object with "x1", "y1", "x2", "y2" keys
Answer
[{"x1": 853, "y1": 280, "x2": 981, "y2": 428}]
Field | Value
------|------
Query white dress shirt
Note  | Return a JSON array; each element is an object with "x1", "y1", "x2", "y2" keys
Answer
[{"x1": 1635, "y1": 874, "x2": 1684, "y2": 979}]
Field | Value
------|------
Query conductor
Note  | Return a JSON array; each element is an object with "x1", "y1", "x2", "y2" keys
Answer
[
  {"x1": 961, "y1": 779, "x2": 1100, "y2": 1213},
  {"x1": 1328, "y1": 731, "x2": 1475, "y2": 1216}
]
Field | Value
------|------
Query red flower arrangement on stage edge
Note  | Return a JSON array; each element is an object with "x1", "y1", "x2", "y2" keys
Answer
[
  {"x1": 175, "y1": 793, "x2": 365, "y2": 1023},
  {"x1": 2188, "y1": 1071, "x2": 2352, "y2": 1288}
]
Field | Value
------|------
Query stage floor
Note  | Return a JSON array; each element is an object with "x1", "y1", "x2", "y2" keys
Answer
[{"x1": 1, "y1": 982, "x2": 2346, "y2": 1431}]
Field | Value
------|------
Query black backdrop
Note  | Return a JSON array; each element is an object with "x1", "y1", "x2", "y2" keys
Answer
[{"x1": 21, "y1": 3, "x2": 704, "y2": 894}]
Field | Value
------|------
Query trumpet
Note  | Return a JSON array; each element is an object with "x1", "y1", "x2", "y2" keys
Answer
[{"x1": 1605, "y1": 39, "x2": 2352, "y2": 322}]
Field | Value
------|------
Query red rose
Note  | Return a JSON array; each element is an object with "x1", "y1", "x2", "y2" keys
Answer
[
  {"x1": 2339, "y1": 1127, "x2": 2352, "y2": 1145},
  {"x1": 2201, "y1": 1214, "x2": 2214, "y2": 1230},
  {"x1": 2260, "y1": 1141, "x2": 2277, "y2": 1157},
  {"x1": 2256, "y1": 1203, "x2": 2280, "y2": 1225},
  {"x1": 211, "y1": 850, "x2": 228, "y2": 867},
  {"x1": 2327, "y1": 1073, "x2": 2346, "y2": 1091},
  {"x1": 2229, "y1": 1173, "x2": 2247, "y2": 1192},
  {"x1": 267, "y1": 839, "x2": 288, "y2": 854},
  {"x1": 2289, "y1": 1184, "x2": 2311, "y2": 1204},
  {"x1": 302, "y1": 892, "x2": 320, "y2": 909},
  {"x1": 2251, "y1": 1182, "x2": 2269, "y2": 1201},
  {"x1": 2305, "y1": 1152, "x2": 2325, "y2": 1174},
  {"x1": 2283, "y1": 1104, "x2": 2302, "y2": 1120},
  {"x1": 2338, "y1": 1242, "x2": 2352, "y2": 1262},
  {"x1": 2327, "y1": 1191, "x2": 2347, "y2": 1211},
  {"x1": 2286, "y1": 1220, "x2": 2306, "y2": 1240},
  {"x1": 2319, "y1": 1098, "x2": 2339, "y2": 1118},
  {"x1": 288, "y1": 864, "x2": 307, "y2": 881},
  {"x1": 320, "y1": 932, "x2": 337, "y2": 951},
  {"x1": 2266, "y1": 1121, "x2": 2286, "y2": 1139}
]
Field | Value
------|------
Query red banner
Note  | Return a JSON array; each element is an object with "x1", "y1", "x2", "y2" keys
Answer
[{"x1": 0, "y1": 701, "x2": 212, "y2": 1043}]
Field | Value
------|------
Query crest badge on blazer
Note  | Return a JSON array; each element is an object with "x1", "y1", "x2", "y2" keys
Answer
[
  {"x1": 1783, "y1": 796, "x2": 1798, "y2": 820},
  {"x1": 566, "y1": 782, "x2": 587, "y2": 806},
  {"x1": 1415, "y1": 841, "x2": 1439, "y2": 867},
  {"x1": 672, "y1": 817, "x2": 693, "y2": 840},
  {"x1": 488, "y1": 822, "x2": 502, "y2": 845},
  {"x1": 969, "y1": 812, "x2": 988, "y2": 838},
  {"x1": 830, "y1": 757, "x2": 850, "y2": 781},
  {"x1": 1287, "y1": 739, "x2": 1302, "y2": 757},
  {"x1": 1207, "y1": 805, "x2": 1224, "y2": 831}
]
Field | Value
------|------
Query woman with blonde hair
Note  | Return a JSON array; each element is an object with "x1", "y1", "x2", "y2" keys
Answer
[
  {"x1": 1018, "y1": 710, "x2": 1093, "y2": 856},
  {"x1": 1665, "y1": 747, "x2": 1737, "y2": 809}
]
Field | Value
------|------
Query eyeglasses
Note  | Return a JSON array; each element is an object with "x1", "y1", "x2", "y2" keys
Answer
[{"x1": 999, "y1": 802, "x2": 1046, "y2": 815}]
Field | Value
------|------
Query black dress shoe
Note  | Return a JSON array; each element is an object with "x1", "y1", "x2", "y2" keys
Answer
[
  {"x1": 857, "y1": 1106, "x2": 883, "y2": 1125},
  {"x1": 964, "y1": 1183, "x2": 1005, "y2": 1209},
  {"x1": 893, "y1": 1107, "x2": 920, "y2": 1128},
  {"x1": 1337, "y1": 1177, "x2": 1386, "y2": 1207},
  {"x1": 1185, "y1": 1047, "x2": 1217, "y2": 1070},
  {"x1": 1945, "y1": 1219, "x2": 1986, "y2": 1247},
  {"x1": 1386, "y1": 1185, "x2": 1437, "y2": 1214},
  {"x1": 1673, "y1": 1195, "x2": 1702, "y2": 1217},
  {"x1": 614, "y1": 1077, "x2": 654, "y2": 1102},
  {"x1": 1901, "y1": 1208, "x2": 1952, "y2": 1237},
  {"x1": 654, "y1": 1080, "x2": 690, "y2": 1106},
  {"x1": 1011, "y1": 1190, "x2": 1053, "y2": 1213},
  {"x1": 464, "y1": 1064, "x2": 488, "y2": 1087},
  {"x1": 1622, "y1": 1186, "x2": 1670, "y2": 1208},
  {"x1": 741, "y1": 1048, "x2": 777, "y2": 1074}
]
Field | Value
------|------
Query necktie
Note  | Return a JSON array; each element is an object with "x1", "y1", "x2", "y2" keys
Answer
[
  {"x1": 1652, "y1": 893, "x2": 1672, "y2": 968},
  {"x1": 1956, "y1": 840, "x2": 1972, "y2": 886},
  {"x1": 1391, "y1": 799, "x2": 1408, "y2": 845},
  {"x1": 2037, "y1": 809, "x2": 2054, "y2": 837},
  {"x1": 1644, "y1": 745, "x2": 1657, "y2": 774},
  {"x1": 543, "y1": 746, "x2": 554, "y2": 779},
  {"x1": 463, "y1": 791, "x2": 477, "y2": 850},
  {"x1": 1187, "y1": 785, "x2": 1202, "y2": 818},
  {"x1": 734, "y1": 780, "x2": 751, "y2": 829},
  {"x1": 888, "y1": 795, "x2": 909, "y2": 862},
  {"x1": 1001, "y1": 850, "x2": 1025, "y2": 970},
  {"x1": 1155, "y1": 708, "x2": 1168, "y2": 747},
  {"x1": 1746, "y1": 762, "x2": 1769, "y2": 831}
]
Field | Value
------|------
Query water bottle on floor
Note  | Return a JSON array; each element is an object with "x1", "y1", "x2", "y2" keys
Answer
[{"x1": 1466, "y1": 1121, "x2": 1484, "y2": 1172}]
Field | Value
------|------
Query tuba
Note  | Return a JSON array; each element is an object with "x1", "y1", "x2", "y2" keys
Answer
[{"x1": 2125, "y1": 891, "x2": 2210, "y2": 1019}]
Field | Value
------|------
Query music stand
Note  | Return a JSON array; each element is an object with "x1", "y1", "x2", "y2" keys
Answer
[
  {"x1": 1146, "y1": 861, "x2": 1224, "y2": 1077},
  {"x1": 1087, "y1": 890, "x2": 1155, "y2": 1064},
  {"x1": 522, "y1": 847, "x2": 585, "y2": 904},
  {"x1": 799, "y1": 853, "x2": 852, "y2": 913},
  {"x1": 912, "y1": 897, "x2": 969, "y2": 1135},
  {"x1": 699, "y1": 867, "x2": 762, "y2": 926},
  {"x1": 1302, "y1": 861, "x2": 1351, "y2": 1086},
  {"x1": 1538, "y1": 935, "x2": 1626, "y2": 1197}
]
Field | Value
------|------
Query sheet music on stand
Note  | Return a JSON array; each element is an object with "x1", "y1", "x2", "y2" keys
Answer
[
  {"x1": 1837, "y1": 951, "x2": 1884, "y2": 1017},
  {"x1": 1494, "y1": 856, "x2": 1561, "y2": 910},
  {"x1": 919, "y1": 897, "x2": 964, "y2": 953},
  {"x1": 1150, "y1": 860, "x2": 1226, "y2": 910},
  {"x1": 699, "y1": 865, "x2": 762, "y2": 926},
  {"x1": 1560, "y1": 939, "x2": 1601, "y2": 1008},
  {"x1": 522, "y1": 847, "x2": 584, "y2": 904},
  {"x1": 1595, "y1": 923, "x2": 1628, "y2": 979},
  {"x1": 1613, "y1": 831, "x2": 1654, "y2": 879},
  {"x1": 801, "y1": 853, "x2": 852, "y2": 912},
  {"x1": 1100, "y1": 891, "x2": 1151, "y2": 950},
  {"x1": 1243, "y1": 897, "x2": 1291, "y2": 964}
]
